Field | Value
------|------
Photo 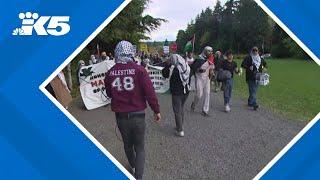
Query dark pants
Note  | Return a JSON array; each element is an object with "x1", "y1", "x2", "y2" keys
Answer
[
  {"x1": 172, "y1": 94, "x2": 188, "y2": 132},
  {"x1": 213, "y1": 71, "x2": 222, "y2": 91},
  {"x1": 115, "y1": 112, "x2": 146, "y2": 179},
  {"x1": 247, "y1": 80, "x2": 259, "y2": 106},
  {"x1": 223, "y1": 78, "x2": 233, "y2": 105}
]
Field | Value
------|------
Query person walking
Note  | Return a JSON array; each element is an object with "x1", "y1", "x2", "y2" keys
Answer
[
  {"x1": 162, "y1": 54, "x2": 190, "y2": 137},
  {"x1": 213, "y1": 50, "x2": 224, "y2": 92},
  {"x1": 190, "y1": 46, "x2": 215, "y2": 116},
  {"x1": 104, "y1": 41, "x2": 161, "y2": 180},
  {"x1": 99, "y1": 51, "x2": 109, "y2": 62},
  {"x1": 89, "y1": 54, "x2": 97, "y2": 65},
  {"x1": 185, "y1": 50, "x2": 196, "y2": 90},
  {"x1": 219, "y1": 50, "x2": 240, "y2": 112},
  {"x1": 241, "y1": 46, "x2": 267, "y2": 110}
]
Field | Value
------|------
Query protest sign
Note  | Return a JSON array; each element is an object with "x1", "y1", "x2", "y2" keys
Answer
[{"x1": 79, "y1": 60, "x2": 115, "y2": 110}]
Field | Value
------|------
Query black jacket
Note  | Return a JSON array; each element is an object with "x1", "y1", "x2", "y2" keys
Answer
[
  {"x1": 241, "y1": 55, "x2": 267, "y2": 81},
  {"x1": 220, "y1": 60, "x2": 237, "y2": 78},
  {"x1": 215, "y1": 55, "x2": 224, "y2": 70},
  {"x1": 190, "y1": 57, "x2": 206, "y2": 74},
  {"x1": 162, "y1": 65, "x2": 189, "y2": 95}
]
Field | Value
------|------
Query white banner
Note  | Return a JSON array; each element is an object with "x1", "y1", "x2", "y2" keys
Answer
[
  {"x1": 146, "y1": 65, "x2": 170, "y2": 93},
  {"x1": 163, "y1": 46, "x2": 169, "y2": 54},
  {"x1": 79, "y1": 60, "x2": 115, "y2": 110},
  {"x1": 79, "y1": 61, "x2": 169, "y2": 110}
]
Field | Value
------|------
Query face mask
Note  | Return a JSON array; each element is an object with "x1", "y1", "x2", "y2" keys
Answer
[{"x1": 101, "y1": 56, "x2": 106, "y2": 60}]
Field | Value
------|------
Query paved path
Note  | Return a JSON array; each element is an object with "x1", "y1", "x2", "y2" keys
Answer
[{"x1": 68, "y1": 91, "x2": 305, "y2": 180}]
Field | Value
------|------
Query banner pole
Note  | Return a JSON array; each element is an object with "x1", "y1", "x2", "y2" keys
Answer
[{"x1": 192, "y1": 33, "x2": 195, "y2": 54}]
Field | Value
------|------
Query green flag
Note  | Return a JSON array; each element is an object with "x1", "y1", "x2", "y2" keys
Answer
[
  {"x1": 184, "y1": 34, "x2": 195, "y2": 53},
  {"x1": 184, "y1": 40, "x2": 193, "y2": 53}
]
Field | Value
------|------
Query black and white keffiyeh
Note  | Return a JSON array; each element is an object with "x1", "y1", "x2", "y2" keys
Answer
[
  {"x1": 170, "y1": 54, "x2": 191, "y2": 93},
  {"x1": 114, "y1": 41, "x2": 135, "y2": 64},
  {"x1": 251, "y1": 53, "x2": 261, "y2": 70}
]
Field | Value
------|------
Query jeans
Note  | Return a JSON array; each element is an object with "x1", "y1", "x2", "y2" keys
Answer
[
  {"x1": 115, "y1": 112, "x2": 146, "y2": 179},
  {"x1": 172, "y1": 94, "x2": 189, "y2": 132},
  {"x1": 247, "y1": 80, "x2": 259, "y2": 106},
  {"x1": 223, "y1": 78, "x2": 233, "y2": 105}
]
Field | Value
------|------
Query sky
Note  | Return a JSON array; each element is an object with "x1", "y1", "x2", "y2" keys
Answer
[{"x1": 143, "y1": 0, "x2": 227, "y2": 42}]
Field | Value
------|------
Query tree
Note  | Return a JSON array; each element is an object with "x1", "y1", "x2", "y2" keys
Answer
[
  {"x1": 283, "y1": 38, "x2": 308, "y2": 59},
  {"x1": 270, "y1": 24, "x2": 291, "y2": 58},
  {"x1": 234, "y1": 0, "x2": 272, "y2": 53},
  {"x1": 175, "y1": 0, "x2": 306, "y2": 59},
  {"x1": 176, "y1": 30, "x2": 186, "y2": 53},
  {"x1": 87, "y1": 0, "x2": 166, "y2": 54}
]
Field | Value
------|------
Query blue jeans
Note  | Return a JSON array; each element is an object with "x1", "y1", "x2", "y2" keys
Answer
[
  {"x1": 223, "y1": 78, "x2": 233, "y2": 105},
  {"x1": 247, "y1": 80, "x2": 259, "y2": 106}
]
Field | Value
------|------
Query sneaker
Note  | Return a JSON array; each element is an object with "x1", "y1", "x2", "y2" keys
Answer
[
  {"x1": 191, "y1": 102, "x2": 195, "y2": 112},
  {"x1": 253, "y1": 104, "x2": 259, "y2": 111},
  {"x1": 175, "y1": 130, "x2": 184, "y2": 137},
  {"x1": 201, "y1": 111, "x2": 210, "y2": 117},
  {"x1": 225, "y1": 104, "x2": 231, "y2": 112}
]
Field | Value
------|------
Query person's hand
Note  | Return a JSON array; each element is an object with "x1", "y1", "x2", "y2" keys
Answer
[
  {"x1": 238, "y1": 68, "x2": 243, "y2": 76},
  {"x1": 235, "y1": 67, "x2": 240, "y2": 73},
  {"x1": 154, "y1": 113, "x2": 161, "y2": 122},
  {"x1": 262, "y1": 66, "x2": 268, "y2": 73},
  {"x1": 249, "y1": 66, "x2": 254, "y2": 71},
  {"x1": 209, "y1": 69, "x2": 214, "y2": 79}
]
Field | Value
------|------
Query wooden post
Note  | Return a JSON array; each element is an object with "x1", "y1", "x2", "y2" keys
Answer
[{"x1": 66, "y1": 64, "x2": 72, "y2": 91}]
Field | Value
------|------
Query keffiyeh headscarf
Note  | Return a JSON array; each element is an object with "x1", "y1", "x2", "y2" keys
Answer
[
  {"x1": 251, "y1": 49, "x2": 261, "y2": 69},
  {"x1": 114, "y1": 41, "x2": 135, "y2": 64},
  {"x1": 200, "y1": 46, "x2": 213, "y2": 60},
  {"x1": 170, "y1": 54, "x2": 191, "y2": 93}
]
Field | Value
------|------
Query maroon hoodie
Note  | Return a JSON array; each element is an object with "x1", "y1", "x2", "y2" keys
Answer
[{"x1": 104, "y1": 62, "x2": 160, "y2": 114}]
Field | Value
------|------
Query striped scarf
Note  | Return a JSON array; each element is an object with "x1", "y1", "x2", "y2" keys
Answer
[{"x1": 170, "y1": 54, "x2": 191, "y2": 93}]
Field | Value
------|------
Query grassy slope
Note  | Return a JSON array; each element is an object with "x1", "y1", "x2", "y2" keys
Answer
[{"x1": 233, "y1": 58, "x2": 320, "y2": 121}]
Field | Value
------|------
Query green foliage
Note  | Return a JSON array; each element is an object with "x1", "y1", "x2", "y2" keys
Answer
[
  {"x1": 270, "y1": 24, "x2": 291, "y2": 58},
  {"x1": 73, "y1": 48, "x2": 90, "y2": 64},
  {"x1": 176, "y1": 30, "x2": 186, "y2": 53},
  {"x1": 86, "y1": 0, "x2": 166, "y2": 54},
  {"x1": 233, "y1": 59, "x2": 320, "y2": 120},
  {"x1": 282, "y1": 38, "x2": 308, "y2": 59},
  {"x1": 176, "y1": 0, "x2": 305, "y2": 59}
]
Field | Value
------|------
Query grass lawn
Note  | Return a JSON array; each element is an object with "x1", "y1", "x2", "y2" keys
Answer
[{"x1": 233, "y1": 58, "x2": 320, "y2": 121}]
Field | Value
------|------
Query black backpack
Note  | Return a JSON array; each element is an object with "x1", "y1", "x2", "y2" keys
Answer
[{"x1": 216, "y1": 69, "x2": 232, "y2": 82}]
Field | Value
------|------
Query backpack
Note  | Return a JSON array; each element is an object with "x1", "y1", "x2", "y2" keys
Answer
[{"x1": 216, "y1": 69, "x2": 232, "y2": 82}]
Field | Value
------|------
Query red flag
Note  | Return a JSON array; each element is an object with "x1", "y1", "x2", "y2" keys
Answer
[{"x1": 170, "y1": 42, "x2": 178, "y2": 52}]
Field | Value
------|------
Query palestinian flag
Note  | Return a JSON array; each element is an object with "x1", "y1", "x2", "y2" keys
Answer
[{"x1": 184, "y1": 34, "x2": 195, "y2": 53}]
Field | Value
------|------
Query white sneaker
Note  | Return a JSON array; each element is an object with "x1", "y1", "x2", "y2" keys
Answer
[
  {"x1": 225, "y1": 104, "x2": 231, "y2": 112},
  {"x1": 176, "y1": 130, "x2": 184, "y2": 137}
]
